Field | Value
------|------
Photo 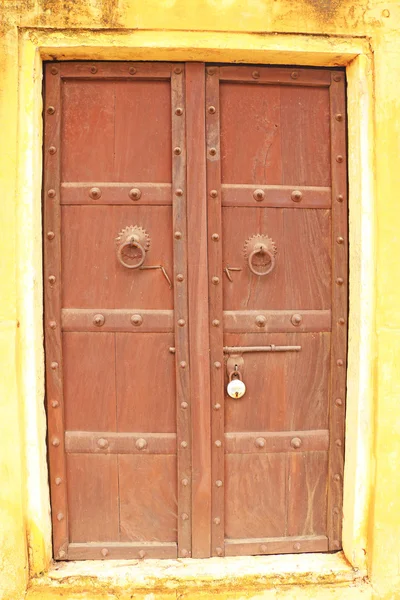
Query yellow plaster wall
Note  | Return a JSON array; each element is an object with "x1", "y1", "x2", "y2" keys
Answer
[{"x1": 0, "y1": 1, "x2": 400, "y2": 599}]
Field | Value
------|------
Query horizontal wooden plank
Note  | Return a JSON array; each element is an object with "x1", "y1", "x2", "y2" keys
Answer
[
  {"x1": 224, "y1": 535, "x2": 328, "y2": 556},
  {"x1": 218, "y1": 66, "x2": 332, "y2": 87},
  {"x1": 223, "y1": 310, "x2": 331, "y2": 333},
  {"x1": 67, "y1": 541, "x2": 177, "y2": 560},
  {"x1": 65, "y1": 431, "x2": 176, "y2": 454},
  {"x1": 62, "y1": 309, "x2": 174, "y2": 332},
  {"x1": 224, "y1": 430, "x2": 329, "y2": 454},
  {"x1": 221, "y1": 185, "x2": 331, "y2": 208},
  {"x1": 61, "y1": 182, "x2": 172, "y2": 205},
  {"x1": 59, "y1": 62, "x2": 174, "y2": 80}
]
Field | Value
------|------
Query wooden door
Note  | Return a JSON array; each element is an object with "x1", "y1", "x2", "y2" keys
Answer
[
  {"x1": 206, "y1": 66, "x2": 347, "y2": 557},
  {"x1": 43, "y1": 62, "x2": 347, "y2": 560}
]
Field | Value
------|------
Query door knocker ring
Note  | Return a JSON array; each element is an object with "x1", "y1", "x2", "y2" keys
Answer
[
  {"x1": 115, "y1": 226, "x2": 150, "y2": 270},
  {"x1": 244, "y1": 234, "x2": 277, "y2": 277}
]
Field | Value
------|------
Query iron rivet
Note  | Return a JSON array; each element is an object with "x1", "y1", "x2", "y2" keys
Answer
[
  {"x1": 51, "y1": 400, "x2": 59, "y2": 408},
  {"x1": 209, "y1": 147, "x2": 217, "y2": 156},
  {"x1": 174, "y1": 147, "x2": 182, "y2": 155},
  {"x1": 208, "y1": 106, "x2": 216, "y2": 114},
  {"x1": 89, "y1": 187, "x2": 101, "y2": 199},
  {"x1": 136, "y1": 438, "x2": 147, "y2": 450},
  {"x1": 58, "y1": 550, "x2": 66, "y2": 559},
  {"x1": 175, "y1": 188, "x2": 183, "y2": 196},
  {"x1": 178, "y1": 319, "x2": 186, "y2": 327},
  {"x1": 333, "y1": 507, "x2": 340, "y2": 515},
  {"x1": 336, "y1": 277, "x2": 344, "y2": 285},
  {"x1": 180, "y1": 361, "x2": 187, "y2": 369},
  {"x1": 291, "y1": 71, "x2": 299, "y2": 79},
  {"x1": 181, "y1": 548, "x2": 189, "y2": 557},
  {"x1": 291, "y1": 313, "x2": 302, "y2": 326},
  {"x1": 131, "y1": 314, "x2": 143, "y2": 326},
  {"x1": 210, "y1": 190, "x2": 218, "y2": 198},
  {"x1": 49, "y1": 146, "x2": 57, "y2": 155},
  {"x1": 49, "y1": 321, "x2": 56, "y2": 329},
  {"x1": 255, "y1": 437, "x2": 265, "y2": 448},
  {"x1": 47, "y1": 106, "x2": 55, "y2": 115},
  {"x1": 212, "y1": 276, "x2": 220, "y2": 285},
  {"x1": 333, "y1": 540, "x2": 341, "y2": 549},
  {"x1": 291, "y1": 437, "x2": 302, "y2": 449},
  {"x1": 335, "y1": 113, "x2": 343, "y2": 122},
  {"x1": 260, "y1": 544, "x2": 268, "y2": 553},
  {"x1": 182, "y1": 478, "x2": 189, "y2": 486},
  {"x1": 181, "y1": 441, "x2": 188, "y2": 448},
  {"x1": 51, "y1": 361, "x2": 58, "y2": 370},
  {"x1": 214, "y1": 361, "x2": 221, "y2": 369},
  {"x1": 175, "y1": 107, "x2": 183, "y2": 116},
  {"x1": 337, "y1": 236, "x2": 344, "y2": 244},
  {"x1": 52, "y1": 438, "x2": 60, "y2": 447},
  {"x1": 253, "y1": 189, "x2": 265, "y2": 202},
  {"x1": 177, "y1": 274, "x2": 184, "y2": 282},
  {"x1": 216, "y1": 547, "x2": 223, "y2": 557},
  {"x1": 215, "y1": 440, "x2": 222, "y2": 447},
  {"x1": 93, "y1": 314, "x2": 105, "y2": 327},
  {"x1": 169, "y1": 347, "x2": 176, "y2": 354},
  {"x1": 48, "y1": 189, "x2": 56, "y2": 198},
  {"x1": 333, "y1": 74, "x2": 341, "y2": 82},
  {"x1": 129, "y1": 188, "x2": 141, "y2": 200},
  {"x1": 334, "y1": 473, "x2": 341, "y2": 482},
  {"x1": 57, "y1": 512, "x2": 64, "y2": 521},
  {"x1": 50, "y1": 66, "x2": 58, "y2": 75},
  {"x1": 337, "y1": 359, "x2": 344, "y2": 366},
  {"x1": 335, "y1": 439, "x2": 342, "y2": 447},
  {"x1": 293, "y1": 542, "x2": 301, "y2": 551},
  {"x1": 291, "y1": 190, "x2": 303, "y2": 202},
  {"x1": 138, "y1": 550, "x2": 146, "y2": 559},
  {"x1": 47, "y1": 231, "x2": 55, "y2": 240},
  {"x1": 181, "y1": 513, "x2": 189, "y2": 521},
  {"x1": 129, "y1": 67, "x2": 137, "y2": 75},
  {"x1": 91, "y1": 66, "x2": 98, "y2": 74},
  {"x1": 181, "y1": 401, "x2": 188, "y2": 409},
  {"x1": 256, "y1": 315, "x2": 266, "y2": 328},
  {"x1": 174, "y1": 231, "x2": 182, "y2": 239},
  {"x1": 207, "y1": 67, "x2": 216, "y2": 75},
  {"x1": 336, "y1": 155, "x2": 344, "y2": 163},
  {"x1": 214, "y1": 403, "x2": 221, "y2": 410},
  {"x1": 212, "y1": 319, "x2": 220, "y2": 327},
  {"x1": 337, "y1": 194, "x2": 344, "y2": 202},
  {"x1": 252, "y1": 70, "x2": 260, "y2": 79},
  {"x1": 211, "y1": 233, "x2": 220, "y2": 241},
  {"x1": 101, "y1": 548, "x2": 109, "y2": 557},
  {"x1": 55, "y1": 477, "x2": 62, "y2": 485},
  {"x1": 216, "y1": 480, "x2": 223, "y2": 487},
  {"x1": 338, "y1": 317, "x2": 345, "y2": 325},
  {"x1": 97, "y1": 438, "x2": 108, "y2": 449},
  {"x1": 48, "y1": 275, "x2": 56, "y2": 284},
  {"x1": 335, "y1": 398, "x2": 343, "y2": 407},
  {"x1": 174, "y1": 67, "x2": 182, "y2": 74},
  {"x1": 214, "y1": 517, "x2": 221, "y2": 525}
]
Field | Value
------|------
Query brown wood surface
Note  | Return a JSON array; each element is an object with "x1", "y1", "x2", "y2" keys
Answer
[
  {"x1": 224, "y1": 430, "x2": 329, "y2": 454},
  {"x1": 65, "y1": 432, "x2": 176, "y2": 454},
  {"x1": 61, "y1": 183, "x2": 172, "y2": 206},
  {"x1": 223, "y1": 310, "x2": 331, "y2": 333},
  {"x1": 59, "y1": 61, "x2": 173, "y2": 79},
  {"x1": 186, "y1": 63, "x2": 211, "y2": 558},
  {"x1": 62, "y1": 309, "x2": 173, "y2": 332},
  {"x1": 221, "y1": 185, "x2": 331, "y2": 208},
  {"x1": 224, "y1": 536, "x2": 328, "y2": 556},
  {"x1": 67, "y1": 542, "x2": 177, "y2": 560},
  {"x1": 219, "y1": 66, "x2": 331, "y2": 86}
]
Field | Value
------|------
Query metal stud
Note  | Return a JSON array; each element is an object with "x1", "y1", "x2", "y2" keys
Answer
[
  {"x1": 50, "y1": 66, "x2": 58, "y2": 75},
  {"x1": 175, "y1": 188, "x2": 183, "y2": 196},
  {"x1": 216, "y1": 480, "x2": 223, "y2": 487},
  {"x1": 334, "y1": 473, "x2": 341, "y2": 482},
  {"x1": 211, "y1": 233, "x2": 219, "y2": 241},
  {"x1": 129, "y1": 188, "x2": 141, "y2": 200},
  {"x1": 48, "y1": 189, "x2": 56, "y2": 198},
  {"x1": 51, "y1": 400, "x2": 59, "y2": 408},
  {"x1": 213, "y1": 403, "x2": 221, "y2": 410},
  {"x1": 177, "y1": 274, "x2": 184, "y2": 282},
  {"x1": 255, "y1": 437, "x2": 265, "y2": 448},
  {"x1": 337, "y1": 194, "x2": 344, "y2": 202},
  {"x1": 253, "y1": 189, "x2": 265, "y2": 202},
  {"x1": 47, "y1": 231, "x2": 55, "y2": 240},
  {"x1": 181, "y1": 548, "x2": 189, "y2": 557},
  {"x1": 291, "y1": 190, "x2": 303, "y2": 203},
  {"x1": 178, "y1": 319, "x2": 186, "y2": 327},
  {"x1": 48, "y1": 275, "x2": 56, "y2": 284},
  {"x1": 216, "y1": 547, "x2": 223, "y2": 556},
  {"x1": 215, "y1": 440, "x2": 222, "y2": 447},
  {"x1": 52, "y1": 438, "x2": 60, "y2": 447},
  {"x1": 57, "y1": 512, "x2": 64, "y2": 521},
  {"x1": 131, "y1": 314, "x2": 143, "y2": 326},
  {"x1": 207, "y1": 67, "x2": 216, "y2": 75},
  {"x1": 333, "y1": 74, "x2": 342, "y2": 82},
  {"x1": 335, "y1": 113, "x2": 343, "y2": 122},
  {"x1": 259, "y1": 544, "x2": 268, "y2": 553},
  {"x1": 337, "y1": 359, "x2": 344, "y2": 366},
  {"x1": 175, "y1": 107, "x2": 183, "y2": 116},
  {"x1": 293, "y1": 542, "x2": 301, "y2": 551},
  {"x1": 93, "y1": 314, "x2": 105, "y2": 327},
  {"x1": 138, "y1": 550, "x2": 146, "y2": 559},
  {"x1": 180, "y1": 361, "x2": 187, "y2": 369},
  {"x1": 174, "y1": 67, "x2": 182, "y2": 74},
  {"x1": 210, "y1": 190, "x2": 218, "y2": 198},
  {"x1": 129, "y1": 67, "x2": 137, "y2": 75},
  {"x1": 212, "y1": 276, "x2": 220, "y2": 285},
  {"x1": 49, "y1": 146, "x2": 57, "y2": 155},
  {"x1": 208, "y1": 106, "x2": 216, "y2": 114},
  {"x1": 181, "y1": 441, "x2": 188, "y2": 448},
  {"x1": 291, "y1": 71, "x2": 299, "y2": 79},
  {"x1": 212, "y1": 319, "x2": 220, "y2": 327},
  {"x1": 291, "y1": 437, "x2": 302, "y2": 449},
  {"x1": 55, "y1": 477, "x2": 62, "y2": 485},
  {"x1": 181, "y1": 478, "x2": 189, "y2": 486},
  {"x1": 209, "y1": 148, "x2": 217, "y2": 156},
  {"x1": 333, "y1": 540, "x2": 341, "y2": 549},
  {"x1": 89, "y1": 187, "x2": 101, "y2": 199},
  {"x1": 214, "y1": 361, "x2": 221, "y2": 369},
  {"x1": 136, "y1": 438, "x2": 147, "y2": 450},
  {"x1": 336, "y1": 236, "x2": 344, "y2": 244},
  {"x1": 336, "y1": 277, "x2": 344, "y2": 285},
  {"x1": 97, "y1": 438, "x2": 109, "y2": 449},
  {"x1": 213, "y1": 517, "x2": 221, "y2": 525},
  {"x1": 336, "y1": 155, "x2": 344, "y2": 163},
  {"x1": 291, "y1": 313, "x2": 302, "y2": 326},
  {"x1": 181, "y1": 513, "x2": 189, "y2": 521},
  {"x1": 58, "y1": 550, "x2": 66, "y2": 559},
  {"x1": 181, "y1": 401, "x2": 188, "y2": 409},
  {"x1": 335, "y1": 439, "x2": 342, "y2": 447},
  {"x1": 338, "y1": 317, "x2": 345, "y2": 325},
  {"x1": 90, "y1": 66, "x2": 98, "y2": 74},
  {"x1": 252, "y1": 70, "x2": 260, "y2": 79},
  {"x1": 47, "y1": 106, "x2": 55, "y2": 115},
  {"x1": 49, "y1": 321, "x2": 56, "y2": 329},
  {"x1": 333, "y1": 507, "x2": 340, "y2": 515},
  {"x1": 174, "y1": 147, "x2": 182, "y2": 155},
  {"x1": 255, "y1": 315, "x2": 266, "y2": 328},
  {"x1": 335, "y1": 398, "x2": 343, "y2": 407},
  {"x1": 169, "y1": 347, "x2": 176, "y2": 354},
  {"x1": 51, "y1": 361, "x2": 58, "y2": 370},
  {"x1": 174, "y1": 231, "x2": 182, "y2": 239},
  {"x1": 101, "y1": 548, "x2": 109, "y2": 557}
]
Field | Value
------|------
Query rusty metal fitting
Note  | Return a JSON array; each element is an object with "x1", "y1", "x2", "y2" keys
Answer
[
  {"x1": 89, "y1": 187, "x2": 101, "y2": 199},
  {"x1": 136, "y1": 438, "x2": 147, "y2": 450}
]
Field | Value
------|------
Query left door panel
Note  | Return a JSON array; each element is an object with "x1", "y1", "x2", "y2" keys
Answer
[{"x1": 43, "y1": 62, "x2": 191, "y2": 560}]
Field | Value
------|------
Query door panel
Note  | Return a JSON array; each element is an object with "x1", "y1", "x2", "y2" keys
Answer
[{"x1": 44, "y1": 62, "x2": 347, "y2": 561}]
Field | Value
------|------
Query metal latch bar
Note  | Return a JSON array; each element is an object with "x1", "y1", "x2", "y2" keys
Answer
[{"x1": 223, "y1": 345, "x2": 301, "y2": 354}]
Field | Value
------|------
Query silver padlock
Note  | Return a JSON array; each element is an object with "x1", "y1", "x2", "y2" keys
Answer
[{"x1": 227, "y1": 372, "x2": 246, "y2": 399}]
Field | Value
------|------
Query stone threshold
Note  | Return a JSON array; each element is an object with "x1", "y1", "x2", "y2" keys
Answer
[{"x1": 26, "y1": 552, "x2": 370, "y2": 598}]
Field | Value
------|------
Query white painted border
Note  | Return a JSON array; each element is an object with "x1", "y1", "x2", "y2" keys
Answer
[{"x1": 16, "y1": 30, "x2": 375, "y2": 576}]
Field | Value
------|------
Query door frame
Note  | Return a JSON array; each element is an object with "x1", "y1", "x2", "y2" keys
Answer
[{"x1": 17, "y1": 29, "x2": 374, "y2": 576}]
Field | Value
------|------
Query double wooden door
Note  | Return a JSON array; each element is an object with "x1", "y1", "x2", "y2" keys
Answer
[{"x1": 43, "y1": 62, "x2": 347, "y2": 560}]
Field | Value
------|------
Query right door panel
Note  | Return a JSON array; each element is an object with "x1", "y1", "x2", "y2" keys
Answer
[{"x1": 206, "y1": 65, "x2": 348, "y2": 557}]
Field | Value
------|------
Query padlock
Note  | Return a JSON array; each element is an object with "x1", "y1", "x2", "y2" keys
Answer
[{"x1": 227, "y1": 372, "x2": 246, "y2": 399}]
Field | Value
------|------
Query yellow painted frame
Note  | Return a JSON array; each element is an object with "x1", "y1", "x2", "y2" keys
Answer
[{"x1": 17, "y1": 28, "x2": 375, "y2": 578}]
